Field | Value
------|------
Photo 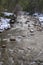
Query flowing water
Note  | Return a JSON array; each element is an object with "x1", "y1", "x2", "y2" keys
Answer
[{"x1": 0, "y1": 15, "x2": 43, "y2": 65}]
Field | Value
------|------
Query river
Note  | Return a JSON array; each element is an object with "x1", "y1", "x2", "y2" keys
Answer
[{"x1": 0, "y1": 15, "x2": 43, "y2": 65}]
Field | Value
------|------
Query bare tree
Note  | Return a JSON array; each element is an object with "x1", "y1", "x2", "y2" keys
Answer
[{"x1": 14, "y1": 4, "x2": 22, "y2": 16}]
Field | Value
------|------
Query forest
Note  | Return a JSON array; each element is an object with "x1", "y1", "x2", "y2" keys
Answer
[{"x1": 0, "y1": 0, "x2": 43, "y2": 14}]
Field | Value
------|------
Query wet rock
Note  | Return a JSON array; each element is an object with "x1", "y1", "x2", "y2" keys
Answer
[
  {"x1": 33, "y1": 59, "x2": 43, "y2": 65},
  {"x1": 27, "y1": 47, "x2": 31, "y2": 50},
  {"x1": 8, "y1": 57, "x2": 14, "y2": 65},
  {"x1": 18, "y1": 49, "x2": 24, "y2": 54},
  {"x1": 35, "y1": 51, "x2": 43, "y2": 61},
  {"x1": 10, "y1": 36, "x2": 16, "y2": 41},
  {"x1": 28, "y1": 24, "x2": 30, "y2": 27},
  {"x1": 7, "y1": 34, "x2": 12, "y2": 36},
  {"x1": 30, "y1": 33, "x2": 34, "y2": 36},
  {"x1": 38, "y1": 27, "x2": 42, "y2": 31},
  {"x1": 8, "y1": 49, "x2": 14, "y2": 54},
  {"x1": 17, "y1": 21, "x2": 19, "y2": 23},
  {"x1": 30, "y1": 29, "x2": 34, "y2": 33},
  {"x1": 25, "y1": 21, "x2": 27, "y2": 24},
  {"x1": 30, "y1": 61, "x2": 38, "y2": 65},
  {"x1": 37, "y1": 26, "x2": 42, "y2": 31},
  {"x1": 22, "y1": 35, "x2": 26, "y2": 37},
  {"x1": 7, "y1": 39, "x2": 10, "y2": 43},
  {"x1": 0, "y1": 62, "x2": 3, "y2": 65},
  {"x1": 2, "y1": 45, "x2": 6, "y2": 48},
  {"x1": 16, "y1": 36, "x2": 22, "y2": 42},
  {"x1": 7, "y1": 34, "x2": 12, "y2": 38},
  {"x1": 3, "y1": 39, "x2": 8, "y2": 41}
]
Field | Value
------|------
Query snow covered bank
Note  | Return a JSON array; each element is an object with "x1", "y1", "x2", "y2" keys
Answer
[
  {"x1": 38, "y1": 15, "x2": 43, "y2": 27},
  {"x1": 0, "y1": 17, "x2": 11, "y2": 32}
]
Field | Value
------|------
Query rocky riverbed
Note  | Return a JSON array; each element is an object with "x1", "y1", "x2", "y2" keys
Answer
[{"x1": 0, "y1": 15, "x2": 43, "y2": 65}]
